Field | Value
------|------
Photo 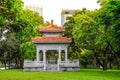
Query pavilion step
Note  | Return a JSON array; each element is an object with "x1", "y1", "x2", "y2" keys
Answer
[{"x1": 46, "y1": 64, "x2": 58, "y2": 72}]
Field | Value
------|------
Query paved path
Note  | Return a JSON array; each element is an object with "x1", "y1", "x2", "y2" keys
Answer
[{"x1": 0, "y1": 67, "x2": 8, "y2": 70}]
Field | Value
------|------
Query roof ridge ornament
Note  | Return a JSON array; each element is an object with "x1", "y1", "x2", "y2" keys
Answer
[{"x1": 51, "y1": 20, "x2": 54, "y2": 26}]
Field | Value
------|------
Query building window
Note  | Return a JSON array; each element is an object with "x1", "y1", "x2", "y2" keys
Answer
[{"x1": 65, "y1": 12, "x2": 69, "y2": 14}]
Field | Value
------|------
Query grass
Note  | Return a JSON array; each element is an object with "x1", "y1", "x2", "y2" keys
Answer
[{"x1": 0, "y1": 69, "x2": 120, "y2": 80}]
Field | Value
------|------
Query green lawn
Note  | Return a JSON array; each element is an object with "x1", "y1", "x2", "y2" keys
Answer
[{"x1": 0, "y1": 69, "x2": 120, "y2": 80}]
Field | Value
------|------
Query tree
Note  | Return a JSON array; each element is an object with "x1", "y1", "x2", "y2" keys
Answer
[
  {"x1": 0, "y1": 0, "x2": 23, "y2": 68},
  {"x1": 73, "y1": 12, "x2": 97, "y2": 49},
  {"x1": 71, "y1": 9, "x2": 100, "y2": 68},
  {"x1": 16, "y1": 9, "x2": 43, "y2": 43},
  {"x1": 64, "y1": 12, "x2": 81, "y2": 61},
  {"x1": 16, "y1": 9, "x2": 44, "y2": 66},
  {"x1": 80, "y1": 49, "x2": 94, "y2": 68},
  {"x1": 0, "y1": 0, "x2": 44, "y2": 68},
  {"x1": 64, "y1": 9, "x2": 97, "y2": 67},
  {"x1": 97, "y1": 0, "x2": 120, "y2": 70},
  {"x1": 0, "y1": 0, "x2": 23, "y2": 32},
  {"x1": 64, "y1": 16, "x2": 75, "y2": 37},
  {"x1": 63, "y1": 0, "x2": 120, "y2": 70},
  {"x1": 0, "y1": 32, "x2": 20, "y2": 68},
  {"x1": 64, "y1": 8, "x2": 113, "y2": 70},
  {"x1": 20, "y1": 42, "x2": 36, "y2": 60}
]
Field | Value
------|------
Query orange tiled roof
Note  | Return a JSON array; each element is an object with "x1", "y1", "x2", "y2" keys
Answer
[
  {"x1": 39, "y1": 25, "x2": 65, "y2": 32},
  {"x1": 39, "y1": 20, "x2": 65, "y2": 32},
  {"x1": 32, "y1": 37, "x2": 72, "y2": 43}
]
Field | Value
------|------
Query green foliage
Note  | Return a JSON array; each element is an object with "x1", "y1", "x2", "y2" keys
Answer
[
  {"x1": 17, "y1": 9, "x2": 44, "y2": 60},
  {"x1": 0, "y1": 0, "x2": 23, "y2": 25},
  {"x1": 64, "y1": 9, "x2": 97, "y2": 65},
  {"x1": 65, "y1": 1, "x2": 120, "y2": 70},
  {"x1": 68, "y1": 46, "x2": 81, "y2": 61},
  {"x1": 16, "y1": 9, "x2": 43, "y2": 43},
  {"x1": 80, "y1": 49, "x2": 94, "y2": 68},
  {"x1": 20, "y1": 42, "x2": 36, "y2": 59},
  {"x1": 0, "y1": 16, "x2": 5, "y2": 26},
  {"x1": 0, "y1": 32, "x2": 20, "y2": 68},
  {"x1": 72, "y1": 10, "x2": 97, "y2": 49},
  {"x1": 97, "y1": 0, "x2": 120, "y2": 69},
  {"x1": 0, "y1": 0, "x2": 44, "y2": 68},
  {"x1": 0, "y1": 0, "x2": 18, "y2": 66},
  {"x1": 64, "y1": 17, "x2": 75, "y2": 37},
  {"x1": 0, "y1": 0, "x2": 119, "y2": 70}
]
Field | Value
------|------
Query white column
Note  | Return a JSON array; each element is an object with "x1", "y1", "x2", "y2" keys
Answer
[
  {"x1": 43, "y1": 50, "x2": 46, "y2": 62},
  {"x1": 36, "y1": 48, "x2": 39, "y2": 62},
  {"x1": 43, "y1": 49, "x2": 46, "y2": 71},
  {"x1": 65, "y1": 48, "x2": 68, "y2": 62},
  {"x1": 58, "y1": 47, "x2": 61, "y2": 71},
  {"x1": 58, "y1": 47, "x2": 61, "y2": 62},
  {"x1": 39, "y1": 51, "x2": 41, "y2": 61}
]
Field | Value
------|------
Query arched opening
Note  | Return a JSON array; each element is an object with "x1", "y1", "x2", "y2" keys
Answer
[
  {"x1": 61, "y1": 50, "x2": 65, "y2": 61},
  {"x1": 46, "y1": 50, "x2": 58, "y2": 64},
  {"x1": 39, "y1": 50, "x2": 43, "y2": 61}
]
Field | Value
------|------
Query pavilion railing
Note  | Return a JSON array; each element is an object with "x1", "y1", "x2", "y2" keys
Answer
[
  {"x1": 23, "y1": 60, "x2": 44, "y2": 67},
  {"x1": 58, "y1": 59, "x2": 80, "y2": 67}
]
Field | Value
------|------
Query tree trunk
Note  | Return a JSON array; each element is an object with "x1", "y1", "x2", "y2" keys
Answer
[
  {"x1": 107, "y1": 41, "x2": 120, "y2": 69},
  {"x1": 84, "y1": 64, "x2": 87, "y2": 68},
  {"x1": 102, "y1": 46, "x2": 109, "y2": 70},
  {"x1": 4, "y1": 63, "x2": 7, "y2": 69},
  {"x1": 109, "y1": 61, "x2": 112, "y2": 69},
  {"x1": 4, "y1": 59, "x2": 7, "y2": 69},
  {"x1": 117, "y1": 61, "x2": 120, "y2": 70},
  {"x1": 94, "y1": 47, "x2": 108, "y2": 70},
  {"x1": 15, "y1": 58, "x2": 19, "y2": 68},
  {"x1": 20, "y1": 59, "x2": 24, "y2": 68},
  {"x1": 102, "y1": 60, "x2": 107, "y2": 70},
  {"x1": 95, "y1": 53, "x2": 103, "y2": 68},
  {"x1": 8, "y1": 56, "x2": 11, "y2": 69}
]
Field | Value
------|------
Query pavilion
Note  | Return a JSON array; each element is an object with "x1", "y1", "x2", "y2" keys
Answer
[{"x1": 23, "y1": 20, "x2": 80, "y2": 71}]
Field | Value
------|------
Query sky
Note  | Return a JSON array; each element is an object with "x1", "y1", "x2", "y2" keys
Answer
[{"x1": 23, "y1": 0, "x2": 100, "y2": 26}]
